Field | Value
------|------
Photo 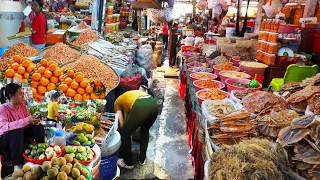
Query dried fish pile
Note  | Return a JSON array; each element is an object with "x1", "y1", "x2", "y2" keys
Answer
[
  {"x1": 64, "y1": 55, "x2": 119, "y2": 90},
  {"x1": 286, "y1": 86, "x2": 320, "y2": 110},
  {"x1": 81, "y1": 39, "x2": 131, "y2": 69},
  {"x1": 72, "y1": 29, "x2": 98, "y2": 47},
  {"x1": 208, "y1": 138, "x2": 299, "y2": 180},
  {"x1": 228, "y1": 48, "x2": 255, "y2": 61},
  {"x1": 105, "y1": 32, "x2": 124, "y2": 44},
  {"x1": 256, "y1": 110, "x2": 299, "y2": 138},
  {"x1": 0, "y1": 42, "x2": 38, "y2": 70},
  {"x1": 277, "y1": 115, "x2": 320, "y2": 179},
  {"x1": 208, "y1": 110, "x2": 258, "y2": 145},
  {"x1": 242, "y1": 91, "x2": 289, "y2": 115},
  {"x1": 42, "y1": 43, "x2": 80, "y2": 64}
]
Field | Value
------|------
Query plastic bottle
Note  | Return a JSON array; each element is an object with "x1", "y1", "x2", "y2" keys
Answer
[{"x1": 53, "y1": 130, "x2": 66, "y2": 147}]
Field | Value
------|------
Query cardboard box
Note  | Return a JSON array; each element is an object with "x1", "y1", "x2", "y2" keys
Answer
[{"x1": 46, "y1": 30, "x2": 66, "y2": 45}]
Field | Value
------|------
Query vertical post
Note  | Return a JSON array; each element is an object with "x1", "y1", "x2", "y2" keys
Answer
[
  {"x1": 137, "y1": 10, "x2": 142, "y2": 34},
  {"x1": 303, "y1": 0, "x2": 317, "y2": 18},
  {"x1": 254, "y1": 0, "x2": 265, "y2": 33},
  {"x1": 192, "y1": 0, "x2": 196, "y2": 18}
]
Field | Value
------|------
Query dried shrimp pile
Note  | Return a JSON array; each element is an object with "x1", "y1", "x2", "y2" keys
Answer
[
  {"x1": 198, "y1": 89, "x2": 227, "y2": 100},
  {"x1": 72, "y1": 29, "x2": 98, "y2": 46},
  {"x1": 208, "y1": 138, "x2": 298, "y2": 180},
  {"x1": 214, "y1": 62, "x2": 238, "y2": 71},
  {"x1": 64, "y1": 55, "x2": 118, "y2": 90},
  {"x1": 43, "y1": 43, "x2": 80, "y2": 64},
  {"x1": 0, "y1": 42, "x2": 38, "y2": 70},
  {"x1": 76, "y1": 21, "x2": 89, "y2": 29}
]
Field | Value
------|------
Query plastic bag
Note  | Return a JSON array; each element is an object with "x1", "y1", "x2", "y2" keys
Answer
[
  {"x1": 136, "y1": 44, "x2": 154, "y2": 71},
  {"x1": 262, "y1": 0, "x2": 284, "y2": 18},
  {"x1": 119, "y1": 64, "x2": 142, "y2": 91},
  {"x1": 195, "y1": 37, "x2": 204, "y2": 46}
]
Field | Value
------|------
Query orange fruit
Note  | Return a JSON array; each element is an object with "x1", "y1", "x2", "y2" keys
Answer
[
  {"x1": 59, "y1": 75, "x2": 63, "y2": 81},
  {"x1": 31, "y1": 73, "x2": 41, "y2": 81},
  {"x1": 85, "y1": 86, "x2": 93, "y2": 94},
  {"x1": 17, "y1": 66, "x2": 26, "y2": 75},
  {"x1": 37, "y1": 85, "x2": 47, "y2": 94},
  {"x1": 40, "y1": 77, "x2": 49, "y2": 86},
  {"x1": 22, "y1": 79, "x2": 28, "y2": 84},
  {"x1": 48, "y1": 64, "x2": 57, "y2": 72},
  {"x1": 67, "y1": 70, "x2": 75, "y2": 78},
  {"x1": 94, "y1": 79, "x2": 101, "y2": 86},
  {"x1": 44, "y1": 70, "x2": 52, "y2": 79},
  {"x1": 58, "y1": 83, "x2": 68, "y2": 92},
  {"x1": 74, "y1": 94, "x2": 83, "y2": 101},
  {"x1": 11, "y1": 62, "x2": 19, "y2": 70},
  {"x1": 70, "y1": 81, "x2": 79, "y2": 90},
  {"x1": 77, "y1": 87, "x2": 85, "y2": 94},
  {"x1": 13, "y1": 55, "x2": 22, "y2": 63},
  {"x1": 74, "y1": 72, "x2": 84, "y2": 77},
  {"x1": 50, "y1": 76, "x2": 59, "y2": 83},
  {"x1": 37, "y1": 66, "x2": 46, "y2": 75},
  {"x1": 27, "y1": 64, "x2": 35, "y2": 73},
  {"x1": 21, "y1": 60, "x2": 31, "y2": 68},
  {"x1": 82, "y1": 93, "x2": 91, "y2": 100},
  {"x1": 5, "y1": 69, "x2": 14, "y2": 78},
  {"x1": 64, "y1": 77, "x2": 73, "y2": 86},
  {"x1": 53, "y1": 69, "x2": 62, "y2": 77},
  {"x1": 80, "y1": 78, "x2": 89, "y2": 88},
  {"x1": 75, "y1": 75, "x2": 84, "y2": 83},
  {"x1": 47, "y1": 61, "x2": 58, "y2": 67},
  {"x1": 66, "y1": 88, "x2": 76, "y2": 97},
  {"x1": 30, "y1": 81, "x2": 40, "y2": 88},
  {"x1": 21, "y1": 57, "x2": 31, "y2": 62},
  {"x1": 23, "y1": 73, "x2": 29, "y2": 79},
  {"x1": 13, "y1": 73, "x2": 22, "y2": 79},
  {"x1": 91, "y1": 93, "x2": 99, "y2": 100},
  {"x1": 47, "y1": 83, "x2": 56, "y2": 91},
  {"x1": 99, "y1": 92, "x2": 106, "y2": 99},
  {"x1": 31, "y1": 88, "x2": 37, "y2": 95},
  {"x1": 40, "y1": 59, "x2": 48, "y2": 67}
]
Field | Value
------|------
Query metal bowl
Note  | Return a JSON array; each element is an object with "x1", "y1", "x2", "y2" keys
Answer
[{"x1": 41, "y1": 120, "x2": 57, "y2": 127}]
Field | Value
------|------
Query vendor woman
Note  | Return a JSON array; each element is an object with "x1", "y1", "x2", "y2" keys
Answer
[
  {"x1": 31, "y1": 0, "x2": 47, "y2": 50},
  {"x1": 0, "y1": 83, "x2": 45, "y2": 166},
  {"x1": 47, "y1": 91, "x2": 61, "y2": 122},
  {"x1": 115, "y1": 90, "x2": 158, "y2": 169}
]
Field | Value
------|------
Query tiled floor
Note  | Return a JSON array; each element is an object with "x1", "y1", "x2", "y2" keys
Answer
[{"x1": 119, "y1": 60, "x2": 193, "y2": 179}]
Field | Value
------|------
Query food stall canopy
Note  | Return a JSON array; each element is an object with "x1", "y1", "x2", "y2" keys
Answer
[{"x1": 131, "y1": 0, "x2": 161, "y2": 10}]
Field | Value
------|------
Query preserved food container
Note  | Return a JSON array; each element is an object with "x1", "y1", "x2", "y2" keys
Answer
[
  {"x1": 268, "y1": 32, "x2": 278, "y2": 43},
  {"x1": 107, "y1": 15, "x2": 113, "y2": 24},
  {"x1": 267, "y1": 43, "x2": 278, "y2": 54},
  {"x1": 108, "y1": 6, "x2": 113, "y2": 15},
  {"x1": 53, "y1": 130, "x2": 66, "y2": 147},
  {"x1": 112, "y1": 14, "x2": 117, "y2": 23},
  {"x1": 105, "y1": 24, "x2": 113, "y2": 33}
]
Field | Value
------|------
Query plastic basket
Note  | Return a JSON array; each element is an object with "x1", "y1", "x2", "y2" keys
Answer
[
  {"x1": 66, "y1": 134, "x2": 96, "y2": 148},
  {"x1": 77, "y1": 149, "x2": 97, "y2": 166},
  {"x1": 99, "y1": 151, "x2": 119, "y2": 180},
  {"x1": 22, "y1": 146, "x2": 63, "y2": 165}
]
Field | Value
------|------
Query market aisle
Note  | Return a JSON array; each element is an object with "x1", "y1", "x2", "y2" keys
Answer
[{"x1": 120, "y1": 64, "x2": 193, "y2": 179}]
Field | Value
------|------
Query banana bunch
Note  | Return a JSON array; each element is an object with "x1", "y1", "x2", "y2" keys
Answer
[{"x1": 70, "y1": 122, "x2": 94, "y2": 134}]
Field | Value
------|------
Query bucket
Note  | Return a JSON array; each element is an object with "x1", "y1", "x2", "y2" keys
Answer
[
  {"x1": 0, "y1": 47, "x2": 9, "y2": 57},
  {"x1": 249, "y1": 74, "x2": 265, "y2": 85},
  {"x1": 99, "y1": 151, "x2": 119, "y2": 180}
]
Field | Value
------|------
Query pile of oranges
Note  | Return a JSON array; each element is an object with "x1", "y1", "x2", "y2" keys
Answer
[
  {"x1": 30, "y1": 59, "x2": 62, "y2": 102},
  {"x1": 4, "y1": 55, "x2": 36, "y2": 84},
  {"x1": 58, "y1": 69, "x2": 106, "y2": 101},
  {"x1": 3, "y1": 55, "x2": 106, "y2": 102}
]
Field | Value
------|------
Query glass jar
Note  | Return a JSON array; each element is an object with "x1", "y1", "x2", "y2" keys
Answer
[
  {"x1": 112, "y1": 14, "x2": 117, "y2": 23},
  {"x1": 105, "y1": 24, "x2": 113, "y2": 33},
  {"x1": 107, "y1": 15, "x2": 113, "y2": 24},
  {"x1": 268, "y1": 43, "x2": 278, "y2": 54},
  {"x1": 53, "y1": 130, "x2": 66, "y2": 147},
  {"x1": 115, "y1": 14, "x2": 120, "y2": 22},
  {"x1": 108, "y1": 6, "x2": 113, "y2": 15}
]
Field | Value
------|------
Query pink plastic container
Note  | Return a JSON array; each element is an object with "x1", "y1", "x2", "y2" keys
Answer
[
  {"x1": 213, "y1": 65, "x2": 239, "y2": 77},
  {"x1": 239, "y1": 61, "x2": 268, "y2": 75},
  {"x1": 196, "y1": 89, "x2": 229, "y2": 106},
  {"x1": 189, "y1": 72, "x2": 218, "y2": 82},
  {"x1": 193, "y1": 79, "x2": 225, "y2": 92},
  {"x1": 219, "y1": 71, "x2": 251, "y2": 84},
  {"x1": 231, "y1": 56, "x2": 240, "y2": 67},
  {"x1": 225, "y1": 78, "x2": 262, "y2": 92}
]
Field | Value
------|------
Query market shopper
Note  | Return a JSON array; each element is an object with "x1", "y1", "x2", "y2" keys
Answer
[
  {"x1": 115, "y1": 90, "x2": 158, "y2": 169},
  {"x1": 209, "y1": 17, "x2": 220, "y2": 33},
  {"x1": 47, "y1": 91, "x2": 61, "y2": 122},
  {"x1": 114, "y1": 0, "x2": 124, "y2": 13},
  {"x1": 168, "y1": 23, "x2": 179, "y2": 67},
  {"x1": 31, "y1": 0, "x2": 47, "y2": 50},
  {"x1": 162, "y1": 22, "x2": 169, "y2": 49},
  {"x1": 0, "y1": 83, "x2": 45, "y2": 166}
]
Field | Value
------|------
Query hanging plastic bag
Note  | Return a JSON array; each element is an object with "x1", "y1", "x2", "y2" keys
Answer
[
  {"x1": 263, "y1": 0, "x2": 288, "y2": 18},
  {"x1": 136, "y1": 44, "x2": 154, "y2": 72},
  {"x1": 119, "y1": 64, "x2": 142, "y2": 91}
]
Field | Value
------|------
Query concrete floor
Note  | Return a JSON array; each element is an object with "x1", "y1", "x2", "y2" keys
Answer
[{"x1": 119, "y1": 60, "x2": 194, "y2": 179}]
